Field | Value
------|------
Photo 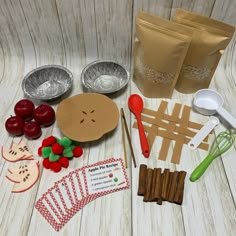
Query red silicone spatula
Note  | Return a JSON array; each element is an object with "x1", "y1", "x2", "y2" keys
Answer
[{"x1": 128, "y1": 94, "x2": 150, "y2": 158}]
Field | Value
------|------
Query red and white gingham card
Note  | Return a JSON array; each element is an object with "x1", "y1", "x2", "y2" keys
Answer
[
  {"x1": 35, "y1": 158, "x2": 129, "y2": 231},
  {"x1": 35, "y1": 191, "x2": 64, "y2": 231},
  {"x1": 68, "y1": 168, "x2": 93, "y2": 208},
  {"x1": 82, "y1": 158, "x2": 130, "y2": 201}
]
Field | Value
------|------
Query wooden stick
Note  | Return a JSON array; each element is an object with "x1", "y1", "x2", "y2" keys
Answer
[
  {"x1": 120, "y1": 109, "x2": 128, "y2": 168},
  {"x1": 121, "y1": 108, "x2": 137, "y2": 168}
]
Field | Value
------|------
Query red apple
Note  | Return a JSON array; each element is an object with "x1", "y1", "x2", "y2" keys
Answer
[
  {"x1": 14, "y1": 99, "x2": 35, "y2": 121},
  {"x1": 33, "y1": 104, "x2": 55, "y2": 126},
  {"x1": 5, "y1": 116, "x2": 24, "y2": 136},
  {"x1": 24, "y1": 121, "x2": 42, "y2": 139}
]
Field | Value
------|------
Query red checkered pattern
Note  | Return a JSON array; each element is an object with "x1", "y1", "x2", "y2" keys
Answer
[{"x1": 35, "y1": 158, "x2": 129, "y2": 231}]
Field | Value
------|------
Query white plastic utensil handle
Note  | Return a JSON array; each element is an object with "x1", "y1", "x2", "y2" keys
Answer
[
  {"x1": 217, "y1": 106, "x2": 236, "y2": 130},
  {"x1": 188, "y1": 116, "x2": 219, "y2": 149}
]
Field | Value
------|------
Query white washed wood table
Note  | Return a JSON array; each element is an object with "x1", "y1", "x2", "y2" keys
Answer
[{"x1": 0, "y1": 1, "x2": 236, "y2": 235}]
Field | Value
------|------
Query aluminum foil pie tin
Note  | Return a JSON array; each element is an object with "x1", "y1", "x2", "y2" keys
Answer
[
  {"x1": 22, "y1": 65, "x2": 73, "y2": 101},
  {"x1": 81, "y1": 60, "x2": 129, "y2": 94}
]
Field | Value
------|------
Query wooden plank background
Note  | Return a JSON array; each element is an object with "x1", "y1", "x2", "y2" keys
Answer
[{"x1": 0, "y1": 0, "x2": 235, "y2": 235}]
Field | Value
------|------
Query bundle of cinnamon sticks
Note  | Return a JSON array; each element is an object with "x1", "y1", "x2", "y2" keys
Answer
[{"x1": 137, "y1": 164, "x2": 187, "y2": 205}]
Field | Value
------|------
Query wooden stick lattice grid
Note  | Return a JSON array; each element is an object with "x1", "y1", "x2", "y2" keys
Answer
[{"x1": 133, "y1": 101, "x2": 209, "y2": 164}]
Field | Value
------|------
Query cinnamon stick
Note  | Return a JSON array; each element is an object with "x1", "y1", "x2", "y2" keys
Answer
[
  {"x1": 150, "y1": 168, "x2": 158, "y2": 201},
  {"x1": 174, "y1": 171, "x2": 187, "y2": 205},
  {"x1": 137, "y1": 164, "x2": 147, "y2": 196},
  {"x1": 161, "y1": 169, "x2": 170, "y2": 201},
  {"x1": 143, "y1": 168, "x2": 153, "y2": 202},
  {"x1": 167, "y1": 171, "x2": 179, "y2": 202},
  {"x1": 157, "y1": 172, "x2": 163, "y2": 205},
  {"x1": 167, "y1": 172, "x2": 173, "y2": 201},
  {"x1": 152, "y1": 168, "x2": 162, "y2": 205}
]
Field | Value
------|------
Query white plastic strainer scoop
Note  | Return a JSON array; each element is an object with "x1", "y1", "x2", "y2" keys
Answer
[{"x1": 193, "y1": 89, "x2": 236, "y2": 129}]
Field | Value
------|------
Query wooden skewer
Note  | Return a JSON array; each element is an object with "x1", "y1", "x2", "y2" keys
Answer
[
  {"x1": 121, "y1": 111, "x2": 128, "y2": 168},
  {"x1": 120, "y1": 108, "x2": 137, "y2": 168}
]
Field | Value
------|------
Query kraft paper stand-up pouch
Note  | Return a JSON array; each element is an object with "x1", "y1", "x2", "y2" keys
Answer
[
  {"x1": 173, "y1": 8, "x2": 235, "y2": 94},
  {"x1": 133, "y1": 11, "x2": 193, "y2": 98}
]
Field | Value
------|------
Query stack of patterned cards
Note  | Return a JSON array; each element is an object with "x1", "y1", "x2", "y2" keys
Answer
[{"x1": 35, "y1": 158, "x2": 129, "y2": 231}]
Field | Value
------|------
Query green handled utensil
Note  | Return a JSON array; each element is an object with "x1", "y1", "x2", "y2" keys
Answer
[{"x1": 190, "y1": 130, "x2": 235, "y2": 182}]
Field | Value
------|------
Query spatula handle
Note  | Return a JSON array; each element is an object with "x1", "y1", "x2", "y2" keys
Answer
[{"x1": 137, "y1": 116, "x2": 150, "y2": 158}]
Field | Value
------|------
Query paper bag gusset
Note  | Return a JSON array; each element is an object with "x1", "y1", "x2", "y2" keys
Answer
[
  {"x1": 173, "y1": 8, "x2": 235, "y2": 94},
  {"x1": 133, "y1": 11, "x2": 193, "y2": 98}
]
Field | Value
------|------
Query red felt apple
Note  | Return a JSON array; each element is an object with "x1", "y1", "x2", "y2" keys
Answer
[
  {"x1": 14, "y1": 99, "x2": 35, "y2": 121},
  {"x1": 5, "y1": 116, "x2": 24, "y2": 136},
  {"x1": 34, "y1": 104, "x2": 55, "y2": 126},
  {"x1": 24, "y1": 121, "x2": 42, "y2": 139}
]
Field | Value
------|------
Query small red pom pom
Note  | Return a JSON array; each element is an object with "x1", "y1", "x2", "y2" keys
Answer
[
  {"x1": 38, "y1": 146, "x2": 43, "y2": 156},
  {"x1": 50, "y1": 162, "x2": 62, "y2": 172},
  {"x1": 43, "y1": 158, "x2": 51, "y2": 169},
  {"x1": 52, "y1": 143, "x2": 64, "y2": 155},
  {"x1": 59, "y1": 157, "x2": 69, "y2": 168},
  {"x1": 73, "y1": 146, "x2": 83, "y2": 157},
  {"x1": 42, "y1": 136, "x2": 57, "y2": 147}
]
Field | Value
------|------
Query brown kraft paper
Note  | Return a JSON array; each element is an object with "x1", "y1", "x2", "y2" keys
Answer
[
  {"x1": 133, "y1": 11, "x2": 193, "y2": 98},
  {"x1": 173, "y1": 8, "x2": 235, "y2": 94},
  {"x1": 146, "y1": 101, "x2": 168, "y2": 156},
  {"x1": 159, "y1": 103, "x2": 181, "y2": 161},
  {"x1": 171, "y1": 105, "x2": 191, "y2": 164}
]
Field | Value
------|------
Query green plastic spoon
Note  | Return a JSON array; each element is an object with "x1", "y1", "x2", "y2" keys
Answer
[{"x1": 190, "y1": 130, "x2": 235, "y2": 182}]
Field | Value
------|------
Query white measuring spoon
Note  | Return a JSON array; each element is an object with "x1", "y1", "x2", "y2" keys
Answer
[
  {"x1": 188, "y1": 116, "x2": 219, "y2": 149},
  {"x1": 193, "y1": 89, "x2": 236, "y2": 129}
]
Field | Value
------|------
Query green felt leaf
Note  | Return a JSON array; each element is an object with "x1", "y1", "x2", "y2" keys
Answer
[
  {"x1": 63, "y1": 148, "x2": 73, "y2": 158},
  {"x1": 49, "y1": 153, "x2": 60, "y2": 162},
  {"x1": 42, "y1": 147, "x2": 52, "y2": 158},
  {"x1": 71, "y1": 140, "x2": 79, "y2": 146},
  {"x1": 59, "y1": 137, "x2": 72, "y2": 148},
  {"x1": 63, "y1": 146, "x2": 72, "y2": 152}
]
